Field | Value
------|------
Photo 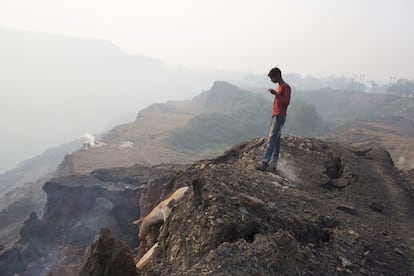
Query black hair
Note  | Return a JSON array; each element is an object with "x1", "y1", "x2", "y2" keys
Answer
[{"x1": 268, "y1": 67, "x2": 282, "y2": 78}]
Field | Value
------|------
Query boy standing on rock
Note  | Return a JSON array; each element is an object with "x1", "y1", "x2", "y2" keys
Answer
[{"x1": 256, "y1": 67, "x2": 291, "y2": 172}]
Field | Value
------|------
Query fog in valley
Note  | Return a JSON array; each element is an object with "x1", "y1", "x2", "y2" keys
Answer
[{"x1": 0, "y1": 27, "x2": 264, "y2": 173}]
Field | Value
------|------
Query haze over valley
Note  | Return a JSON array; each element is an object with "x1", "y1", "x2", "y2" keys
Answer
[
  {"x1": 1, "y1": 0, "x2": 413, "y2": 174},
  {"x1": 0, "y1": 27, "x2": 261, "y2": 173}
]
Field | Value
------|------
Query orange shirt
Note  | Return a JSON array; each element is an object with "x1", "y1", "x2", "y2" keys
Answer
[{"x1": 272, "y1": 82, "x2": 291, "y2": 116}]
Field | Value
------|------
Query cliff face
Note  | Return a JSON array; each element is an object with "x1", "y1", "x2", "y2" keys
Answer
[
  {"x1": 0, "y1": 140, "x2": 83, "y2": 253},
  {"x1": 0, "y1": 164, "x2": 182, "y2": 276},
  {"x1": 1, "y1": 136, "x2": 414, "y2": 275}
]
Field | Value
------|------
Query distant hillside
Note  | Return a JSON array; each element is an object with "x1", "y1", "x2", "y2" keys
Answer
[
  {"x1": 293, "y1": 88, "x2": 414, "y2": 124},
  {"x1": 59, "y1": 84, "x2": 414, "y2": 177},
  {"x1": 323, "y1": 116, "x2": 414, "y2": 170},
  {"x1": 55, "y1": 82, "x2": 272, "y2": 175},
  {"x1": 168, "y1": 82, "x2": 270, "y2": 151},
  {"x1": 0, "y1": 139, "x2": 83, "y2": 198}
]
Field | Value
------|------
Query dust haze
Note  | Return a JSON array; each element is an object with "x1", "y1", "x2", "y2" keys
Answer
[
  {"x1": 0, "y1": 28, "x2": 262, "y2": 173},
  {"x1": 0, "y1": 0, "x2": 413, "y2": 173}
]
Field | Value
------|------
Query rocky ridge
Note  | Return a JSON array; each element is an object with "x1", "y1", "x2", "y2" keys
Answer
[
  {"x1": 137, "y1": 136, "x2": 414, "y2": 275},
  {"x1": 1, "y1": 136, "x2": 414, "y2": 275}
]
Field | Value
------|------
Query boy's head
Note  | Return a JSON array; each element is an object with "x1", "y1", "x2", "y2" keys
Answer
[{"x1": 268, "y1": 67, "x2": 282, "y2": 83}]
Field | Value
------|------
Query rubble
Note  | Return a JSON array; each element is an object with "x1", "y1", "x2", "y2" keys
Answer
[{"x1": 1, "y1": 136, "x2": 414, "y2": 275}]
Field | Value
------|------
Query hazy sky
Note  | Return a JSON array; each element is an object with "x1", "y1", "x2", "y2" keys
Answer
[
  {"x1": 0, "y1": 0, "x2": 414, "y2": 174},
  {"x1": 1, "y1": 0, "x2": 413, "y2": 82}
]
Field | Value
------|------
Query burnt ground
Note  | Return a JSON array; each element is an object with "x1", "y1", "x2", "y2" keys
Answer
[
  {"x1": 139, "y1": 136, "x2": 414, "y2": 275},
  {"x1": 1, "y1": 136, "x2": 414, "y2": 275}
]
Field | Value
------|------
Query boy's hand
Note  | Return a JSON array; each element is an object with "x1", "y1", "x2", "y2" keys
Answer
[{"x1": 268, "y1": 88, "x2": 276, "y2": 95}]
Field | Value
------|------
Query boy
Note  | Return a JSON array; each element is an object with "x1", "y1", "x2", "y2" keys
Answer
[{"x1": 256, "y1": 67, "x2": 291, "y2": 172}]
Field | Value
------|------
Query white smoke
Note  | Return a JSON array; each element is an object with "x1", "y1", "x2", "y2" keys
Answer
[
  {"x1": 84, "y1": 133, "x2": 96, "y2": 147},
  {"x1": 83, "y1": 133, "x2": 106, "y2": 149},
  {"x1": 278, "y1": 158, "x2": 301, "y2": 186}
]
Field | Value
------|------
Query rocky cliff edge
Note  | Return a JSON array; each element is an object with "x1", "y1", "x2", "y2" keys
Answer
[{"x1": 1, "y1": 136, "x2": 414, "y2": 275}]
